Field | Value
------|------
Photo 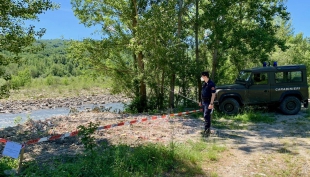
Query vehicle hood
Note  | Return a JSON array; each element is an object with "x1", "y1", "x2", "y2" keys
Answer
[{"x1": 216, "y1": 84, "x2": 245, "y2": 90}]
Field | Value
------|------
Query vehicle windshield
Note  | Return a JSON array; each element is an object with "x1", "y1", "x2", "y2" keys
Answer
[{"x1": 235, "y1": 71, "x2": 251, "y2": 82}]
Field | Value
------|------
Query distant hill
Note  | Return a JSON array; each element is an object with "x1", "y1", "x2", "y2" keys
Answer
[{"x1": 5, "y1": 39, "x2": 82, "y2": 78}]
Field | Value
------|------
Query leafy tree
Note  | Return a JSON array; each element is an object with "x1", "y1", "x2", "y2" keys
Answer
[
  {"x1": 70, "y1": 0, "x2": 151, "y2": 112},
  {"x1": 270, "y1": 20, "x2": 310, "y2": 78},
  {"x1": 68, "y1": 0, "x2": 292, "y2": 112},
  {"x1": 70, "y1": 0, "x2": 190, "y2": 111},
  {"x1": 0, "y1": 0, "x2": 58, "y2": 97},
  {"x1": 200, "y1": 0, "x2": 290, "y2": 82}
]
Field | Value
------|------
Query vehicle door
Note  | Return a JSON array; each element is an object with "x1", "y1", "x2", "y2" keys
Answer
[
  {"x1": 246, "y1": 72, "x2": 271, "y2": 104},
  {"x1": 271, "y1": 70, "x2": 304, "y2": 102}
]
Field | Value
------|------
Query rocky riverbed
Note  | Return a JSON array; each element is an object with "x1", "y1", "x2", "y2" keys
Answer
[
  {"x1": 0, "y1": 94, "x2": 204, "y2": 167},
  {"x1": 0, "y1": 93, "x2": 130, "y2": 114},
  {"x1": 0, "y1": 93, "x2": 137, "y2": 162}
]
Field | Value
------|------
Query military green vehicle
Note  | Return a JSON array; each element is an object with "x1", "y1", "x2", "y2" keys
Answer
[{"x1": 214, "y1": 63, "x2": 309, "y2": 115}]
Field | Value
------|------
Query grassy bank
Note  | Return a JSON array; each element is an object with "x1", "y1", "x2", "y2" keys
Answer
[
  {"x1": 1, "y1": 76, "x2": 113, "y2": 101},
  {"x1": 1, "y1": 140, "x2": 226, "y2": 176}
]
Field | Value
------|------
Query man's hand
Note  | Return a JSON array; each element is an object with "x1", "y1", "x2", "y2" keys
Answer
[
  {"x1": 199, "y1": 102, "x2": 202, "y2": 107},
  {"x1": 208, "y1": 104, "x2": 214, "y2": 109}
]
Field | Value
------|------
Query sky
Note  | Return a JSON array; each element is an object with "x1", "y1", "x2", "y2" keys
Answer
[
  {"x1": 28, "y1": 0, "x2": 310, "y2": 40},
  {"x1": 286, "y1": 0, "x2": 310, "y2": 37}
]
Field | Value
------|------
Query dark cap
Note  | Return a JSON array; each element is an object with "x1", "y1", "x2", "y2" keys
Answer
[{"x1": 201, "y1": 71, "x2": 209, "y2": 77}]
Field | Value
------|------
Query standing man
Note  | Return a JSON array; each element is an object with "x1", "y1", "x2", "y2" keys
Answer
[{"x1": 199, "y1": 71, "x2": 216, "y2": 136}]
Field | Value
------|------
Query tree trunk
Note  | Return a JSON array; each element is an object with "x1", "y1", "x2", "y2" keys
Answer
[
  {"x1": 169, "y1": 0, "x2": 184, "y2": 109},
  {"x1": 160, "y1": 70, "x2": 165, "y2": 110},
  {"x1": 195, "y1": 0, "x2": 202, "y2": 102},
  {"x1": 138, "y1": 51, "x2": 147, "y2": 111},
  {"x1": 211, "y1": 39, "x2": 220, "y2": 82},
  {"x1": 169, "y1": 73, "x2": 175, "y2": 109},
  {"x1": 131, "y1": 0, "x2": 146, "y2": 112},
  {"x1": 132, "y1": 0, "x2": 138, "y2": 96}
]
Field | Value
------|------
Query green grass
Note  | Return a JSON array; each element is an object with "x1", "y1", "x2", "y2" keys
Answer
[
  {"x1": 11, "y1": 140, "x2": 225, "y2": 176},
  {"x1": 0, "y1": 157, "x2": 19, "y2": 176},
  {"x1": 232, "y1": 111, "x2": 275, "y2": 123},
  {"x1": 210, "y1": 109, "x2": 276, "y2": 130},
  {"x1": 3, "y1": 76, "x2": 113, "y2": 100},
  {"x1": 303, "y1": 107, "x2": 310, "y2": 118},
  {"x1": 251, "y1": 153, "x2": 308, "y2": 177}
]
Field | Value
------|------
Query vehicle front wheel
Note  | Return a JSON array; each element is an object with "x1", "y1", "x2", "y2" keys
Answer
[
  {"x1": 219, "y1": 98, "x2": 240, "y2": 115},
  {"x1": 280, "y1": 96, "x2": 301, "y2": 115}
]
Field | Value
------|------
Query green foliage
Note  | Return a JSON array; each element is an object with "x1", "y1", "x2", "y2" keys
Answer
[
  {"x1": 199, "y1": 0, "x2": 290, "y2": 83},
  {"x1": 20, "y1": 140, "x2": 224, "y2": 176},
  {"x1": 14, "y1": 116, "x2": 23, "y2": 125},
  {"x1": 233, "y1": 111, "x2": 276, "y2": 124},
  {"x1": 78, "y1": 122, "x2": 100, "y2": 152},
  {"x1": 125, "y1": 95, "x2": 161, "y2": 113},
  {"x1": 69, "y1": 0, "x2": 197, "y2": 112},
  {"x1": 0, "y1": 39, "x2": 87, "y2": 93},
  {"x1": 10, "y1": 69, "x2": 32, "y2": 89},
  {"x1": 0, "y1": 0, "x2": 57, "y2": 55},
  {"x1": 176, "y1": 140, "x2": 226, "y2": 164},
  {"x1": 62, "y1": 76, "x2": 70, "y2": 86},
  {"x1": 23, "y1": 39, "x2": 81, "y2": 78},
  {"x1": 45, "y1": 75, "x2": 59, "y2": 85},
  {"x1": 270, "y1": 22, "x2": 310, "y2": 79},
  {"x1": 0, "y1": 157, "x2": 19, "y2": 176},
  {"x1": 68, "y1": 0, "x2": 296, "y2": 112},
  {"x1": 4, "y1": 75, "x2": 111, "y2": 100},
  {"x1": 26, "y1": 114, "x2": 32, "y2": 122},
  {"x1": 0, "y1": 0, "x2": 58, "y2": 98}
]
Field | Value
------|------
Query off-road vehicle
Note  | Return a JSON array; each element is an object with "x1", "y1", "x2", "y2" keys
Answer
[{"x1": 214, "y1": 63, "x2": 309, "y2": 115}]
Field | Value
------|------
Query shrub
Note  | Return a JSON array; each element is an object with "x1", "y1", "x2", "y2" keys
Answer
[{"x1": 10, "y1": 69, "x2": 32, "y2": 89}]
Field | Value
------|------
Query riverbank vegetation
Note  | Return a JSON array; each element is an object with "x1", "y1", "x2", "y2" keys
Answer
[
  {"x1": 1, "y1": 133, "x2": 226, "y2": 176},
  {"x1": 1, "y1": 75, "x2": 112, "y2": 100}
]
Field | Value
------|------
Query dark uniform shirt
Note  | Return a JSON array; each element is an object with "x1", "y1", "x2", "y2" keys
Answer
[{"x1": 201, "y1": 79, "x2": 216, "y2": 102}]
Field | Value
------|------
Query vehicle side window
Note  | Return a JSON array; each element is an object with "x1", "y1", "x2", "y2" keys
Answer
[
  {"x1": 275, "y1": 71, "x2": 302, "y2": 83},
  {"x1": 252, "y1": 73, "x2": 268, "y2": 85}
]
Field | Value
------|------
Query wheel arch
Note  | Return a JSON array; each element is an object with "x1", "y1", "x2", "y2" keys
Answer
[
  {"x1": 279, "y1": 91, "x2": 303, "y2": 102},
  {"x1": 219, "y1": 93, "x2": 243, "y2": 106}
]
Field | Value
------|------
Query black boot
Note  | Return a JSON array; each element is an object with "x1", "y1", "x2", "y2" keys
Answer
[{"x1": 203, "y1": 128, "x2": 210, "y2": 137}]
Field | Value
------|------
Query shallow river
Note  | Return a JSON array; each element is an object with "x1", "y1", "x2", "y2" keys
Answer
[{"x1": 0, "y1": 103, "x2": 124, "y2": 128}]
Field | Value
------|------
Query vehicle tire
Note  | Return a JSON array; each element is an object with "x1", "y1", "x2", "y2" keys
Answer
[
  {"x1": 280, "y1": 96, "x2": 301, "y2": 115},
  {"x1": 219, "y1": 98, "x2": 240, "y2": 115}
]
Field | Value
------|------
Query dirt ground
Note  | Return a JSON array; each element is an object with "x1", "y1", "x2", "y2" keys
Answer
[
  {"x1": 1, "y1": 106, "x2": 310, "y2": 177},
  {"x1": 207, "y1": 109, "x2": 310, "y2": 177}
]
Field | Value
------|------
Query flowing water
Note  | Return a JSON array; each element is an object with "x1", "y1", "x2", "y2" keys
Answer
[{"x1": 0, "y1": 103, "x2": 125, "y2": 128}]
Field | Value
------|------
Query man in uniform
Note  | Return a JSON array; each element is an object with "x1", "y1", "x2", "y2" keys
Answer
[{"x1": 199, "y1": 71, "x2": 216, "y2": 136}]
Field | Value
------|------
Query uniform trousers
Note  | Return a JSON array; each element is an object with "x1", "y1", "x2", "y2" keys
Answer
[{"x1": 202, "y1": 101, "x2": 212, "y2": 131}]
